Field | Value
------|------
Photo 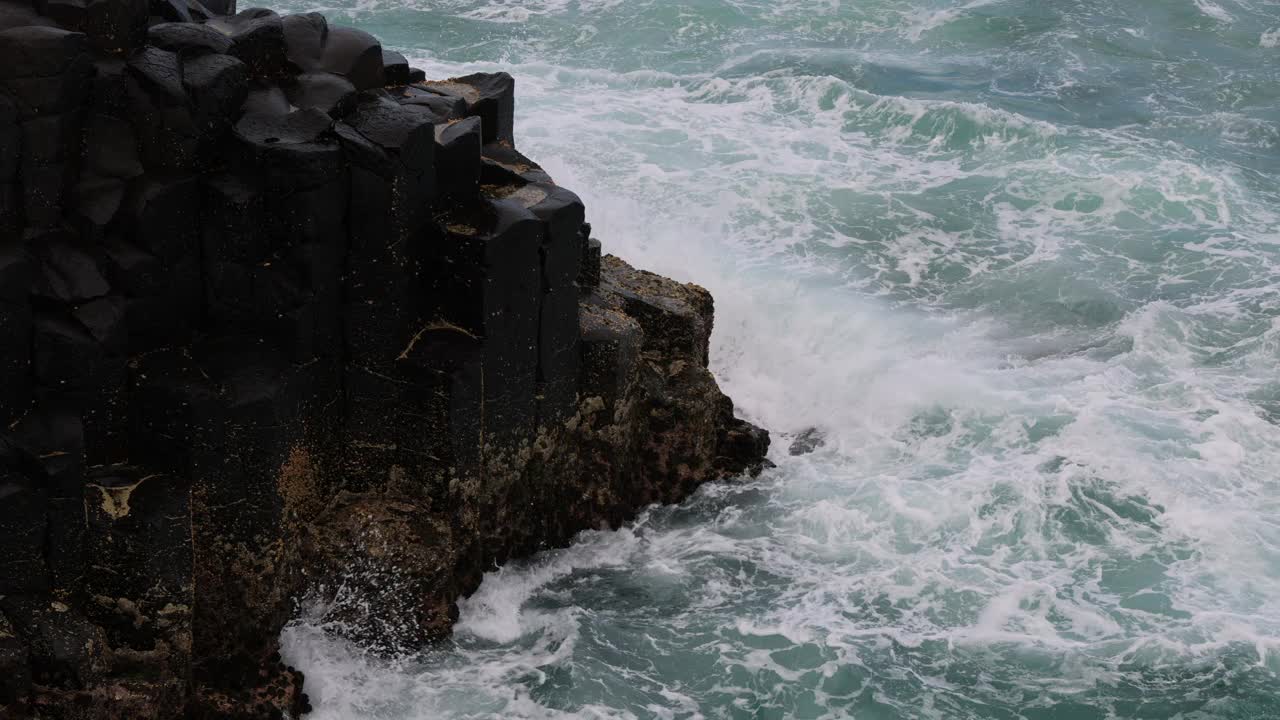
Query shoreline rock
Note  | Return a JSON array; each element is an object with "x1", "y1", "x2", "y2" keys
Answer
[
  {"x1": 788, "y1": 427, "x2": 826, "y2": 456},
  {"x1": 0, "y1": 1, "x2": 769, "y2": 717}
]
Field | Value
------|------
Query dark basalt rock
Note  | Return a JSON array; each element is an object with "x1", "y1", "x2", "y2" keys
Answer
[
  {"x1": 148, "y1": 21, "x2": 233, "y2": 55},
  {"x1": 280, "y1": 10, "x2": 324, "y2": 70},
  {"x1": 788, "y1": 426, "x2": 827, "y2": 455},
  {"x1": 206, "y1": 7, "x2": 285, "y2": 77},
  {"x1": 126, "y1": 44, "x2": 184, "y2": 100},
  {"x1": 381, "y1": 47, "x2": 408, "y2": 85},
  {"x1": 183, "y1": 51, "x2": 248, "y2": 124},
  {"x1": 0, "y1": 24, "x2": 84, "y2": 75},
  {"x1": 82, "y1": 112, "x2": 143, "y2": 179},
  {"x1": 425, "y1": 71, "x2": 515, "y2": 144},
  {"x1": 31, "y1": 235, "x2": 110, "y2": 302},
  {"x1": 282, "y1": 14, "x2": 381, "y2": 92},
  {"x1": 152, "y1": 0, "x2": 196, "y2": 24},
  {"x1": 317, "y1": 25, "x2": 381, "y2": 90},
  {"x1": 0, "y1": 0, "x2": 769, "y2": 717},
  {"x1": 284, "y1": 70, "x2": 355, "y2": 117},
  {"x1": 200, "y1": 0, "x2": 234, "y2": 14},
  {"x1": 434, "y1": 116, "x2": 481, "y2": 199},
  {"x1": 81, "y1": 0, "x2": 149, "y2": 55},
  {"x1": 398, "y1": 83, "x2": 466, "y2": 120},
  {"x1": 581, "y1": 234, "x2": 603, "y2": 292}
]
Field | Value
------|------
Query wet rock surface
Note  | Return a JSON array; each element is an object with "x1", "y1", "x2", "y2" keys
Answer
[
  {"x1": 788, "y1": 426, "x2": 827, "y2": 455},
  {"x1": 0, "y1": 1, "x2": 769, "y2": 717}
]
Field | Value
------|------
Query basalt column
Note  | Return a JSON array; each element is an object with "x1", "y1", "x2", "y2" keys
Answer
[{"x1": 0, "y1": 1, "x2": 770, "y2": 717}]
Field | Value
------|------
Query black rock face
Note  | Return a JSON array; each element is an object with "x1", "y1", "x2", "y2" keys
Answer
[{"x1": 0, "y1": 1, "x2": 770, "y2": 717}]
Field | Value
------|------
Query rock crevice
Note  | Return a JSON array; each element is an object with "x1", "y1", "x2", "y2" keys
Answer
[{"x1": 0, "y1": 1, "x2": 769, "y2": 717}]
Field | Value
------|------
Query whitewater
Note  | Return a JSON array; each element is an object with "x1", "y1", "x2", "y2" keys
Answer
[{"x1": 276, "y1": 0, "x2": 1280, "y2": 717}]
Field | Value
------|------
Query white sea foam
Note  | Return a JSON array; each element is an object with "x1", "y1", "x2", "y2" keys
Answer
[
  {"x1": 899, "y1": 0, "x2": 1005, "y2": 43},
  {"x1": 1193, "y1": 0, "x2": 1235, "y2": 23}
]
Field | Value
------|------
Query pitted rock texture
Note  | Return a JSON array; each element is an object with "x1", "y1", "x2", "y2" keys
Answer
[{"x1": 0, "y1": 1, "x2": 770, "y2": 717}]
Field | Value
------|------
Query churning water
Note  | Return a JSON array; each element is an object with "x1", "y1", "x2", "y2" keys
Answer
[{"x1": 276, "y1": 1, "x2": 1280, "y2": 717}]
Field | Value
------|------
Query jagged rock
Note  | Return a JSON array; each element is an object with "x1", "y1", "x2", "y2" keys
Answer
[
  {"x1": 381, "y1": 48, "x2": 408, "y2": 85},
  {"x1": 483, "y1": 142, "x2": 554, "y2": 185},
  {"x1": 127, "y1": 45, "x2": 183, "y2": 100},
  {"x1": 482, "y1": 178, "x2": 585, "y2": 419},
  {"x1": 81, "y1": 0, "x2": 148, "y2": 54},
  {"x1": 232, "y1": 106, "x2": 342, "y2": 193},
  {"x1": 341, "y1": 92, "x2": 434, "y2": 171},
  {"x1": 32, "y1": 0, "x2": 85, "y2": 27},
  {"x1": 0, "y1": 184, "x2": 18, "y2": 238},
  {"x1": 147, "y1": 21, "x2": 233, "y2": 56},
  {"x1": 307, "y1": 254, "x2": 767, "y2": 652},
  {"x1": 151, "y1": 0, "x2": 220, "y2": 24},
  {"x1": 0, "y1": 475, "x2": 48, "y2": 593},
  {"x1": 236, "y1": 104, "x2": 330, "y2": 144},
  {"x1": 398, "y1": 84, "x2": 466, "y2": 120},
  {"x1": 425, "y1": 72, "x2": 514, "y2": 144},
  {"x1": 788, "y1": 426, "x2": 827, "y2": 455},
  {"x1": 319, "y1": 25, "x2": 381, "y2": 90},
  {"x1": 579, "y1": 224, "x2": 602, "y2": 292},
  {"x1": 21, "y1": 112, "x2": 76, "y2": 166},
  {"x1": 718, "y1": 400, "x2": 772, "y2": 476},
  {"x1": 284, "y1": 70, "x2": 355, "y2": 117},
  {"x1": 84, "y1": 465, "x2": 191, "y2": 600},
  {"x1": 0, "y1": 1, "x2": 52, "y2": 31},
  {"x1": 11, "y1": 404, "x2": 85, "y2": 499},
  {"x1": 74, "y1": 106, "x2": 144, "y2": 232},
  {"x1": 152, "y1": 0, "x2": 195, "y2": 23},
  {"x1": 0, "y1": 95, "x2": 17, "y2": 182},
  {"x1": 32, "y1": 235, "x2": 110, "y2": 303},
  {"x1": 337, "y1": 93, "x2": 435, "y2": 361},
  {"x1": 102, "y1": 238, "x2": 162, "y2": 296},
  {"x1": 0, "y1": 99, "x2": 15, "y2": 236},
  {"x1": 0, "y1": 24, "x2": 84, "y2": 75},
  {"x1": 127, "y1": 175, "x2": 201, "y2": 264},
  {"x1": 280, "y1": 15, "x2": 381, "y2": 90},
  {"x1": 0, "y1": 25, "x2": 92, "y2": 117},
  {"x1": 182, "y1": 52, "x2": 249, "y2": 130},
  {"x1": 82, "y1": 112, "x2": 142, "y2": 178},
  {"x1": 0, "y1": 612, "x2": 31, "y2": 709},
  {"x1": 579, "y1": 293, "x2": 641, "y2": 409},
  {"x1": 0, "y1": 237, "x2": 30, "y2": 304},
  {"x1": 126, "y1": 46, "x2": 203, "y2": 169},
  {"x1": 0, "y1": 248, "x2": 31, "y2": 422},
  {"x1": 0, "y1": 596, "x2": 107, "y2": 690},
  {"x1": 33, "y1": 308, "x2": 107, "y2": 389},
  {"x1": 240, "y1": 81, "x2": 288, "y2": 115},
  {"x1": 280, "y1": 11, "x2": 324, "y2": 69},
  {"x1": 431, "y1": 197, "x2": 543, "y2": 441},
  {"x1": 206, "y1": 7, "x2": 285, "y2": 77},
  {"x1": 200, "y1": 0, "x2": 235, "y2": 14},
  {"x1": 434, "y1": 116, "x2": 481, "y2": 199},
  {"x1": 89, "y1": 55, "x2": 127, "y2": 113}
]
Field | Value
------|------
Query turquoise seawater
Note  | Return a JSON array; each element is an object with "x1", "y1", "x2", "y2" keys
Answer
[{"x1": 277, "y1": 1, "x2": 1280, "y2": 718}]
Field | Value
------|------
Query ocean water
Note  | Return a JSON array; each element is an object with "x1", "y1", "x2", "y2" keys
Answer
[{"x1": 276, "y1": 1, "x2": 1280, "y2": 717}]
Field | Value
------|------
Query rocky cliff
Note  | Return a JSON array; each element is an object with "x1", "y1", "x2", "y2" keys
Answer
[{"x1": 0, "y1": 0, "x2": 769, "y2": 717}]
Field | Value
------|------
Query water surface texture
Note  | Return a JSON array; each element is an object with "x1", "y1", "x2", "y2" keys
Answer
[{"x1": 277, "y1": 1, "x2": 1280, "y2": 717}]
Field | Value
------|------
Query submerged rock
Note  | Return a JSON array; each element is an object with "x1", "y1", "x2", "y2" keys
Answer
[
  {"x1": 0, "y1": 0, "x2": 769, "y2": 717},
  {"x1": 789, "y1": 427, "x2": 827, "y2": 455}
]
